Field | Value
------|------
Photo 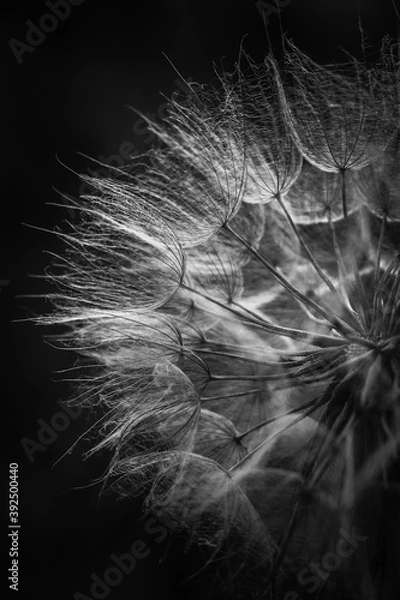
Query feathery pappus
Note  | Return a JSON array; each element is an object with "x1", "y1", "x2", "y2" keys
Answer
[{"x1": 44, "y1": 38, "x2": 400, "y2": 599}]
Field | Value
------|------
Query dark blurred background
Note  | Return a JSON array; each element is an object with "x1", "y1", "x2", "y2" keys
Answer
[{"x1": 1, "y1": 1, "x2": 399, "y2": 599}]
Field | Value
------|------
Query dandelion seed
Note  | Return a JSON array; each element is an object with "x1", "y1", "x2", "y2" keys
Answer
[
  {"x1": 223, "y1": 51, "x2": 303, "y2": 204},
  {"x1": 277, "y1": 40, "x2": 398, "y2": 172},
  {"x1": 276, "y1": 39, "x2": 399, "y2": 220},
  {"x1": 284, "y1": 160, "x2": 361, "y2": 225}
]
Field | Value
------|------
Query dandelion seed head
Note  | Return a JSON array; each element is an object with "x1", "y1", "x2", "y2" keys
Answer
[{"x1": 45, "y1": 35, "x2": 400, "y2": 597}]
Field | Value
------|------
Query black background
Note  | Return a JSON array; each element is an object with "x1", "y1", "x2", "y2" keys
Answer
[{"x1": 1, "y1": 1, "x2": 399, "y2": 599}]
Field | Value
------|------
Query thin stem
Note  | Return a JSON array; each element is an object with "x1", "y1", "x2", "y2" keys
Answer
[
  {"x1": 201, "y1": 389, "x2": 260, "y2": 403},
  {"x1": 383, "y1": 263, "x2": 400, "y2": 337},
  {"x1": 375, "y1": 212, "x2": 387, "y2": 289},
  {"x1": 196, "y1": 347, "x2": 282, "y2": 367},
  {"x1": 211, "y1": 346, "x2": 373, "y2": 387},
  {"x1": 341, "y1": 426, "x2": 356, "y2": 510},
  {"x1": 230, "y1": 299, "x2": 346, "y2": 347},
  {"x1": 202, "y1": 339, "x2": 278, "y2": 357},
  {"x1": 308, "y1": 412, "x2": 356, "y2": 490},
  {"x1": 370, "y1": 213, "x2": 388, "y2": 334},
  {"x1": 229, "y1": 401, "x2": 325, "y2": 473},
  {"x1": 182, "y1": 282, "x2": 348, "y2": 347},
  {"x1": 236, "y1": 397, "x2": 322, "y2": 442},
  {"x1": 211, "y1": 369, "x2": 326, "y2": 385},
  {"x1": 340, "y1": 168, "x2": 348, "y2": 219},
  {"x1": 370, "y1": 256, "x2": 400, "y2": 335},
  {"x1": 211, "y1": 373, "x2": 290, "y2": 382},
  {"x1": 328, "y1": 210, "x2": 362, "y2": 325},
  {"x1": 339, "y1": 170, "x2": 369, "y2": 331},
  {"x1": 225, "y1": 223, "x2": 362, "y2": 338},
  {"x1": 277, "y1": 194, "x2": 362, "y2": 332}
]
